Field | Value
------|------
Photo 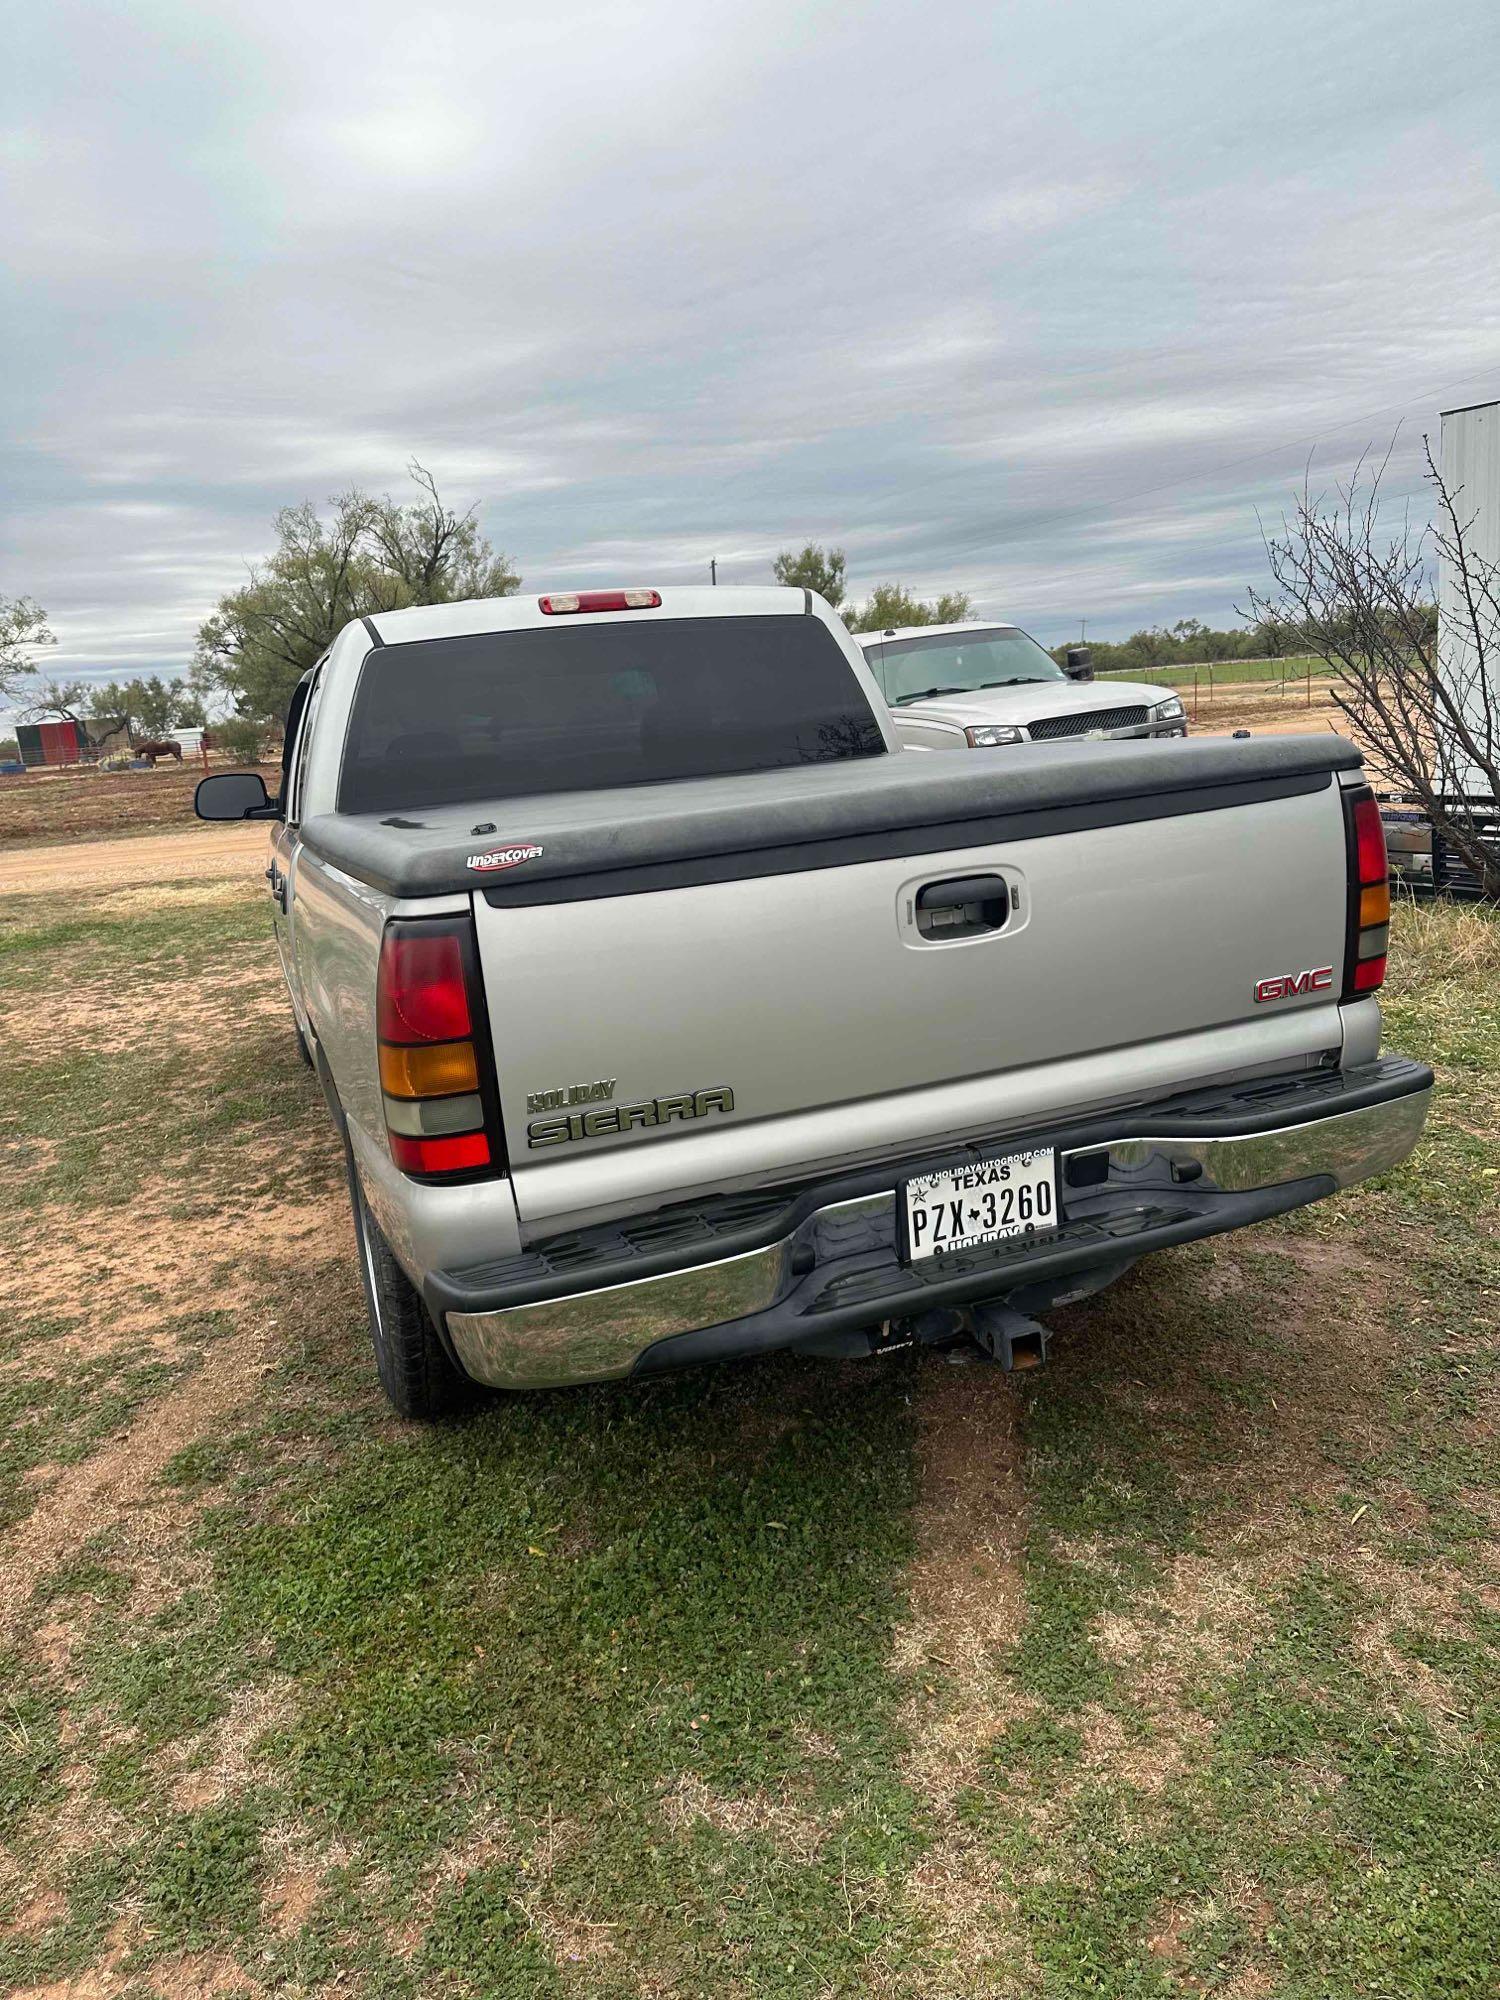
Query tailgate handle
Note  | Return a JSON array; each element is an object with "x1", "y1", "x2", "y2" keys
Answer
[{"x1": 915, "y1": 873, "x2": 1010, "y2": 939}]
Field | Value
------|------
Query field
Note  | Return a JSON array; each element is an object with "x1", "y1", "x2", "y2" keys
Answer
[
  {"x1": 1101, "y1": 656, "x2": 1327, "y2": 691},
  {"x1": 0, "y1": 830, "x2": 1496, "y2": 1998},
  {"x1": 0, "y1": 765, "x2": 279, "y2": 849}
]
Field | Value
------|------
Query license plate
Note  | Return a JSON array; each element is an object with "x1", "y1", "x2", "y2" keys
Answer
[{"x1": 902, "y1": 1147, "x2": 1058, "y2": 1263}]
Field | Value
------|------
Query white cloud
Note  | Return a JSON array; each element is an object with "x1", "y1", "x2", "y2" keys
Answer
[
  {"x1": 2, "y1": 0, "x2": 1499, "y2": 698},
  {"x1": 970, "y1": 177, "x2": 1125, "y2": 235}
]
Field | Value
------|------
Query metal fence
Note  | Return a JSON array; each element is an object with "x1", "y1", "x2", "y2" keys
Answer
[{"x1": 1103, "y1": 657, "x2": 1334, "y2": 720}]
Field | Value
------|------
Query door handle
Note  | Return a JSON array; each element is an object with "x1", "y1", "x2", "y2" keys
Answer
[
  {"x1": 914, "y1": 873, "x2": 1009, "y2": 938},
  {"x1": 267, "y1": 861, "x2": 288, "y2": 912}
]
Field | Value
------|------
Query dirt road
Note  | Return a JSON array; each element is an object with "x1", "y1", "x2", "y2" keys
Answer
[{"x1": 3, "y1": 822, "x2": 268, "y2": 895}]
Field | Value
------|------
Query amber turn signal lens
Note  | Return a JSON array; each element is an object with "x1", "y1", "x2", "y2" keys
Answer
[
  {"x1": 379, "y1": 1038, "x2": 480, "y2": 1100},
  {"x1": 1359, "y1": 882, "x2": 1391, "y2": 928}
]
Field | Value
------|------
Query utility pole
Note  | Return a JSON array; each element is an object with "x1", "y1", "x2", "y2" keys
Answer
[
  {"x1": 1080, "y1": 617, "x2": 1087, "y2": 643},
  {"x1": 710, "y1": 558, "x2": 718, "y2": 586}
]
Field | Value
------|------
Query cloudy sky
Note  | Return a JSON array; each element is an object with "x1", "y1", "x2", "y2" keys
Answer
[{"x1": 4, "y1": 0, "x2": 1500, "y2": 708}]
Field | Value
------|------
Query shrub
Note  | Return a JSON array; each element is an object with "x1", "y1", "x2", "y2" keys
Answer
[{"x1": 212, "y1": 717, "x2": 268, "y2": 765}]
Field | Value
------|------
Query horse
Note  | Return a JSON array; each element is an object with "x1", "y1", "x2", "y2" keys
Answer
[{"x1": 136, "y1": 738, "x2": 183, "y2": 765}]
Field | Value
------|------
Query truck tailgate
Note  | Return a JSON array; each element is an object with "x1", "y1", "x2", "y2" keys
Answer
[{"x1": 472, "y1": 767, "x2": 1355, "y2": 1233}]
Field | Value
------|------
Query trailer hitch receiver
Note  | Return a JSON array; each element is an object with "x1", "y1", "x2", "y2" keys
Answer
[{"x1": 969, "y1": 1301, "x2": 1052, "y2": 1371}]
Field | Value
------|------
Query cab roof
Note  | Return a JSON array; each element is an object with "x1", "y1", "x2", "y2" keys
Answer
[
  {"x1": 854, "y1": 621, "x2": 1019, "y2": 646},
  {"x1": 364, "y1": 585, "x2": 806, "y2": 647}
]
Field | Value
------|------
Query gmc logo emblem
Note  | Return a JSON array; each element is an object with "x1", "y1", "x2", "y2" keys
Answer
[{"x1": 1255, "y1": 966, "x2": 1334, "y2": 1003}]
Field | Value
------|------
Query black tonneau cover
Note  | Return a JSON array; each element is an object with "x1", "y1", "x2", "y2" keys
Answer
[{"x1": 299, "y1": 734, "x2": 1362, "y2": 904}]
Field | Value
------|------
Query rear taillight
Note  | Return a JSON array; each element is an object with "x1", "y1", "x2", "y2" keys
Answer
[
  {"x1": 538, "y1": 589, "x2": 661, "y2": 615},
  {"x1": 376, "y1": 919, "x2": 499, "y2": 1180},
  {"x1": 1344, "y1": 789, "x2": 1390, "y2": 998}
]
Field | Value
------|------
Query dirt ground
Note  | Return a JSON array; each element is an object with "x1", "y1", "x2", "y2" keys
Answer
[
  {"x1": 1179, "y1": 675, "x2": 1343, "y2": 738},
  {"x1": 1174, "y1": 678, "x2": 1397, "y2": 778},
  {"x1": 0, "y1": 762, "x2": 279, "y2": 848},
  {"x1": 4, "y1": 824, "x2": 269, "y2": 894}
]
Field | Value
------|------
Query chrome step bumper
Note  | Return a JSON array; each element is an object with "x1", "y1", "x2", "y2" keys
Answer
[{"x1": 437, "y1": 1057, "x2": 1432, "y2": 1390}]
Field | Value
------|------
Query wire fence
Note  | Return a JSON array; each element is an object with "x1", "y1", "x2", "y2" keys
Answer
[{"x1": 1103, "y1": 655, "x2": 1335, "y2": 719}]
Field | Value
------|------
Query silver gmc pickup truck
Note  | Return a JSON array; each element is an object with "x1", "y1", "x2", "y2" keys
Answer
[{"x1": 197, "y1": 584, "x2": 1431, "y2": 1417}]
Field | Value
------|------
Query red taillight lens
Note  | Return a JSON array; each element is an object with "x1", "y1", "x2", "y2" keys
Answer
[
  {"x1": 1344, "y1": 789, "x2": 1391, "y2": 999},
  {"x1": 1353, "y1": 795, "x2": 1388, "y2": 885},
  {"x1": 538, "y1": 589, "x2": 661, "y2": 615},
  {"x1": 388, "y1": 1130, "x2": 492, "y2": 1176},
  {"x1": 376, "y1": 921, "x2": 496, "y2": 1180},
  {"x1": 378, "y1": 931, "x2": 472, "y2": 1044}
]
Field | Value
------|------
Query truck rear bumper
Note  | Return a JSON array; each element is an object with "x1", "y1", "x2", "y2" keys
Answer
[{"x1": 435, "y1": 1056, "x2": 1431, "y2": 1390}]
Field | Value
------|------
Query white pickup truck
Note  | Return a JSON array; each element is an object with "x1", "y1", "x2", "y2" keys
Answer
[
  {"x1": 858, "y1": 621, "x2": 1188, "y2": 748},
  {"x1": 196, "y1": 585, "x2": 1429, "y2": 1417}
]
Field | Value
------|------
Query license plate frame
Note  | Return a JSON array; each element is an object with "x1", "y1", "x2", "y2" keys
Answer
[{"x1": 900, "y1": 1146, "x2": 1060, "y2": 1265}]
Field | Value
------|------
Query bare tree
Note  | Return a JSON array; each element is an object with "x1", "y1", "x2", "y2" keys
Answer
[
  {"x1": 22, "y1": 676, "x2": 92, "y2": 730},
  {"x1": 1246, "y1": 439, "x2": 1499, "y2": 898}
]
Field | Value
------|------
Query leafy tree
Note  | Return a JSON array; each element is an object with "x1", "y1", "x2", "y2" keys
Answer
[
  {"x1": 845, "y1": 583, "x2": 973, "y2": 633},
  {"x1": 0, "y1": 596, "x2": 55, "y2": 702},
  {"x1": 194, "y1": 463, "x2": 520, "y2": 722},
  {"x1": 364, "y1": 464, "x2": 519, "y2": 607},
  {"x1": 1119, "y1": 628, "x2": 1170, "y2": 672},
  {"x1": 0, "y1": 737, "x2": 20, "y2": 761},
  {"x1": 772, "y1": 544, "x2": 847, "y2": 610},
  {"x1": 1248, "y1": 618, "x2": 1295, "y2": 659},
  {"x1": 88, "y1": 675, "x2": 205, "y2": 740}
]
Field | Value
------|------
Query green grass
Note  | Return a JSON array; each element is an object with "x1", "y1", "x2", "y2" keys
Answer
[
  {"x1": 965, "y1": 1235, "x2": 1500, "y2": 1997},
  {"x1": 0, "y1": 1352, "x2": 189, "y2": 1532},
  {"x1": 1101, "y1": 653, "x2": 1328, "y2": 690},
  {"x1": 0, "y1": 885, "x2": 333, "y2": 1214},
  {"x1": 0, "y1": 876, "x2": 1496, "y2": 1995},
  {"x1": 0, "y1": 881, "x2": 270, "y2": 982}
]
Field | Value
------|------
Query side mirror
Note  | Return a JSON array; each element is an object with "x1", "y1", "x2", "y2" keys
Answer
[
  {"x1": 195, "y1": 771, "x2": 279, "y2": 821},
  {"x1": 1064, "y1": 645, "x2": 1094, "y2": 682}
]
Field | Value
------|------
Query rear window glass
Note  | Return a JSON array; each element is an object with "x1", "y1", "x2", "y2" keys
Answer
[{"x1": 338, "y1": 614, "x2": 886, "y2": 814}]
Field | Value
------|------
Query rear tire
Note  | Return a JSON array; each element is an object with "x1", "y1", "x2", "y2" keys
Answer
[{"x1": 346, "y1": 1156, "x2": 473, "y2": 1420}]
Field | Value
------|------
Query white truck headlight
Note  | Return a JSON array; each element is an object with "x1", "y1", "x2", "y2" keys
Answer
[
  {"x1": 965, "y1": 724, "x2": 1026, "y2": 746},
  {"x1": 1155, "y1": 695, "x2": 1186, "y2": 721}
]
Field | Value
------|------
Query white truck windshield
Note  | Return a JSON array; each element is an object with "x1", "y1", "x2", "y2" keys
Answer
[{"x1": 868, "y1": 628, "x2": 1065, "y2": 705}]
